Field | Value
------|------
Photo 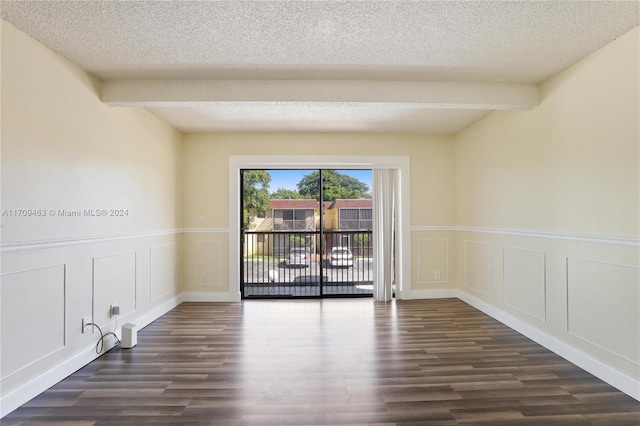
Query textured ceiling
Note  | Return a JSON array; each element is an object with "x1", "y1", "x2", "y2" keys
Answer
[{"x1": 2, "y1": 0, "x2": 639, "y2": 134}]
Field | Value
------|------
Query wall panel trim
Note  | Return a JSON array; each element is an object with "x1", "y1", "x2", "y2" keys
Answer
[
  {"x1": 458, "y1": 289, "x2": 640, "y2": 402},
  {"x1": 182, "y1": 228, "x2": 229, "y2": 233},
  {"x1": 410, "y1": 226, "x2": 638, "y2": 247},
  {"x1": 0, "y1": 264, "x2": 67, "y2": 380},
  {"x1": 463, "y1": 240, "x2": 493, "y2": 297},
  {"x1": 501, "y1": 245, "x2": 547, "y2": 322},
  {"x1": 7, "y1": 225, "x2": 628, "y2": 254},
  {"x1": 150, "y1": 243, "x2": 178, "y2": 303},
  {"x1": 410, "y1": 226, "x2": 457, "y2": 232},
  {"x1": 0, "y1": 295, "x2": 183, "y2": 418},
  {"x1": 1, "y1": 229, "x2": 181, "y2": 253},
  {"x1": 565, "y1": 256, "x2": 640, "y2": 366},
  {"x1": 456, "y1": 226, "x2": 639, "y2": 247}
]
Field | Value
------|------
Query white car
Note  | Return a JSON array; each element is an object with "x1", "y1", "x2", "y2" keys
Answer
[
  {"x1": 329, "y1": 247, "x2": 353, "y2": 267},
  {"x1": 287, "y1": 248, "x2": 310, "y2": 267}
]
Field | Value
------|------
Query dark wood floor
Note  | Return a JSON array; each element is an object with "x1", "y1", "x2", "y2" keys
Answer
[{"x1": 4, "y1": 299, "x2": 639, "y2": 425}]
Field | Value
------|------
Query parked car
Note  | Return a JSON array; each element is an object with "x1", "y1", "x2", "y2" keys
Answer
[
  {"x1": 287, "y1": 248, "x2": 310, "y2": 267},
  {"x1": 329, "y1": 247, "x2": 353, "y2": 267}
]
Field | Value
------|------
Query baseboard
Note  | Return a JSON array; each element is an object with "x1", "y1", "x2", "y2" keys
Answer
[
  {"x1": 0, "y1": 294, "x2": 183, "y2": 418},
  {"x1": 456, "y1": 290, "x2": 640, "y2": 402},
  {"x1": 4, "y1": 289, "x2": 637, "y2": 418},
  {"x1": 181, "y1": 291, "x2": 241, "y2": 302},
  {"x1": 402, "y1": 288, "x2": 458, "y2": 300},
  {"x1": 133, "y1": 294, "x2": 185, "y2": 330}
]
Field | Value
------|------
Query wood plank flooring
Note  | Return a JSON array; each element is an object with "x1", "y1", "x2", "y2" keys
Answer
[{"x1": 3, "y1": 299, "x2": 639, "y2": 425}]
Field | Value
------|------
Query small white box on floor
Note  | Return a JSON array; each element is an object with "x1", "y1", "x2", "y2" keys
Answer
[{"x1": 121, "y1": 323, "x2": 137, "y2": 349}]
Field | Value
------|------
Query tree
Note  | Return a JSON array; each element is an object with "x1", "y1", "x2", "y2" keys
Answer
[
  {"x1": 297, "y1": 170, "x2": 370, "y2": 202},
  {"x1": 270, "y1": 187, "x2": 302, "y2": 199},
  {"x1": 243, "y1": 170, "x2": 271, "y2": 228}
]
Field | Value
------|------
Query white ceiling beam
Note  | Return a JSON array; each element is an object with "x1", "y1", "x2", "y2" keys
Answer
[{"x1": 102, "y1": 80, "x2": 539, "y2": 110}]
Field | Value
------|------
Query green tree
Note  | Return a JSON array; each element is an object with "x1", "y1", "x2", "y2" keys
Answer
[
  {"x1": 270, "y1": 187, "x2": 302, "y2": 199},
  {"x1": 297, "y1": 170, "x2": 370, "y2": 202},
  {"x1": 353, "y1": 233, "x2": 370, "y2": 246},
  {"x1": 288, "y1": 234, "x2": 307, "y2": 247},
  {"x1": 243, "y1": 170, "x2": 271, "y2": 228}
]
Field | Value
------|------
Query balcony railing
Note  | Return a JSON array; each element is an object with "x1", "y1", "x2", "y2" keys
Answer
[{"x1": 242, "y1": 230, "x2": 373, "y2": 298}]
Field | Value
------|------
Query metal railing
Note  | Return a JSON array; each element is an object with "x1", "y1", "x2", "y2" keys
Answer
[{"x1": 242, "y1": 230, "x2": 373, "y2": 298}]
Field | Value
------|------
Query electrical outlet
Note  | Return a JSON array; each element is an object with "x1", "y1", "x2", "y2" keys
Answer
[
  {"x1": 111, "y1": 304, "x2": 120, "y2": 317},
  {"x1": 201, "y1": 274, "x2": 207, "y2": 283},
  {"x1": 434, "y1": 270, "x2": 441, "y2": 280},
  {"x1": 82, "y1": 316, "x2": 92, "y2": 333},
  {"x1": 199, "y1": 215, "x2": 205, "y2": 224}
]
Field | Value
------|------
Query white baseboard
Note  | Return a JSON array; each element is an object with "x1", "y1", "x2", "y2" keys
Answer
[
  {"x1": 402, "y1": 288, "x2": 457, "y2": 300},
  {"x1": 133, "y1": 295, "x2": 185, "y2": 330},
  {"x1": 3, "y1": 289, "x2": 638, "y2": 419},
  {"x1": 1, "y1": 344, "x2": 97, "y2": 418},
  {"x1": 182, "y1": 291, "x2": 241, "y2": 302},
  {"x1": 456, "y1": 290, "x2": 640, "y2": 402},
  {"x1": 0, "y1": 295, "x2": 183, "y2": 418}
]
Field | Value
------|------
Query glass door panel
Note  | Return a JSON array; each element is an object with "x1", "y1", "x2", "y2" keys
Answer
[{"x1": 241, "y1": 169, "x2": 372, "y2": 298}]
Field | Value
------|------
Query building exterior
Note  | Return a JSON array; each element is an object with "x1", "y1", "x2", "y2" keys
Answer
[{"x1": 245, "y1": 198, "x2": 373, "y2": 257}]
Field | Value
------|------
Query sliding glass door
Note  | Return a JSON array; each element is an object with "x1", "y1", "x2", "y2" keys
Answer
[{"x1": 240, "y1": 169, "x2": 373, "y2": 298}]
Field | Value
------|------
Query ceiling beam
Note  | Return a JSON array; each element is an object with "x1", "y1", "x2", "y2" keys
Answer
[{"x1": 102, "y1": 80, "x2": 539, "y2": 110}]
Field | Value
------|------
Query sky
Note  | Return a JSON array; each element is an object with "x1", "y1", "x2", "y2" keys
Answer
[{"x1": 268, "y1": 169, "x2": 372, "y2": 192}]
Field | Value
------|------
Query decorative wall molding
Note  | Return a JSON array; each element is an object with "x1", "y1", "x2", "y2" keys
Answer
[
  {"x1": 456, "y1": 226, "x2": 640, "y2": 247},
  {"x1": 1, "y1": 264, "x2": 67, "y2": 380},
  {"x1": 410, "y1": 226, "x2": 457, "y2": 232},
  {"x1": 457, "y1": 289, "x2": 640, "y2": 402},
  {"x1": 3, "y1": 225, "x2": 633, "y2": 254},
  {"x1": 566, "y1": 257, "x2": 640, "y2": 366},
  {"x1": 150, "y1": 243, "x2": 178, "y2": 303},
  {"x1": 181, "y1": 228, "x2": 229, "y2": 234},
  {"x1": 1, "y1": 229, "x2": 181, "y2": 253},
  {"x1": 410, "y1": 226, "x2": 639, "y2": 247},
  {"x1": 0, "y1": 342, "x2": 98, "y2": 419},
  {"x1": 502, "y1": 245, "x2": 547, "y2": 323},
  {"x1": 92, "y1": 251, "x2": 137, "y2": 328},
  {"x1": 463, "y1": 240, "x2": 493, "y2": 297},
  {"x1": 0, "y1": 295, "x2": 183, "y2": 418}
]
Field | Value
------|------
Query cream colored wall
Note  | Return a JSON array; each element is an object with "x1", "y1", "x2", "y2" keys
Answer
[
  {"x1": 181, "y1": 133, "x2": 458, "y2": 295},
  {"x1": 0, "y1": 20, "x2": 183, "y2": 409},
  {"x1": 455, "y1": 26, "x2": 640, "y2": 383},
  {"x1": 3, "y1": 11, "x2": 638, "y2": 413}
]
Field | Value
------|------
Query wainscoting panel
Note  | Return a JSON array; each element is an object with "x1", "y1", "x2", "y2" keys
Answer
[
  {"x1": 92, "y1": 251, "x2": 136, "y2": 328},
  {"x1": 198, "y1": 241, "x2": 222, "y2": 287},
  {"x1": 418, "y1": 239, "x2": 449, "y2": 284},
  {"x1": 1, "y1": 265, "x2": 66, "y2": 379},
  {"x1": 503, "y1": 246, "x2": 546, "y2": 322},
  {"x1": 567, "y1": 257, "x2": 639, "y2": 365},
  {"x1": 150, "y1": 243, "x2": 177, "y2": 302},
  {"x1": 464, "y1": 240, "x2": 492, "y2": 296}
]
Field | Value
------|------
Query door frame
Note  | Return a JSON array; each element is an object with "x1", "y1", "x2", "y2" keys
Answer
[{"x1": 229, "y1": 155, "x2": 411, "y2": 302}]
